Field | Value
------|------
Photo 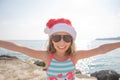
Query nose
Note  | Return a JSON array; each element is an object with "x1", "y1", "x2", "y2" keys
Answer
[{"x1": 59, "y1": 37, "x2": 65, "y2": 44}]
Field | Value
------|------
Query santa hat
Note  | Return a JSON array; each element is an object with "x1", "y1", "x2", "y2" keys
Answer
[{"x1": 44, "y1": 18, "x2": 76, "y2": 40}]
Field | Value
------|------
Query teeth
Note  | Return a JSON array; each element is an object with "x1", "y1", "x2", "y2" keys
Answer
[{"x1": 58, "y1": 46, "x2": 65, "y2": 49}]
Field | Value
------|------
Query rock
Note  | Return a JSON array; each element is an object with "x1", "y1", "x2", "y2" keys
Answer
[
  {"x1": 75, "y1": 69, "x2": 97, "y2": 80},
  {"x1": 76, "y1": 74, "x2": 97, "y2": 80},
  {"x1": 90, "y1": 70, "x2": 120, "y2": 80},
  {"x1": 75, "y1": 77, "x2": 97, "y2": 80},
  {"x1": 0, "y1": 54, "x2": 18, "y2": 60},
  {"x1": 0, "y1": 55, "x2": 47, "y2": 80},
  {"x1": 75, "y1": 69, "x2": 82, "y2": 74},
  {"x1": 34, "y1": 60, "x2": 46, "y2": 67}
]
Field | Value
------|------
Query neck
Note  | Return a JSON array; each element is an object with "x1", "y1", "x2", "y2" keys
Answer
[{"x1": 54, "y1": 52, "x2": 69, "y2": 61}]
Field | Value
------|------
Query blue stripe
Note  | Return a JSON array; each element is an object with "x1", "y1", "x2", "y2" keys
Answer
[
  {"x1": 50, "y1": 63, "x2": 74, "y2": 68},
  {"x1": 48, "y1": 68, "x2": 75, "y2": 73}
]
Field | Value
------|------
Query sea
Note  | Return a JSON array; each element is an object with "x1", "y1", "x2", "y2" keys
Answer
[{"x1": 0, "y1": 39, "x2": 120, "y2": 74}]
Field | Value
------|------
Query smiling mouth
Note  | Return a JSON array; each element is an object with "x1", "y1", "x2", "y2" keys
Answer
[{"x1": 58, "y1": 46, "x2": 66, "y2": 49}]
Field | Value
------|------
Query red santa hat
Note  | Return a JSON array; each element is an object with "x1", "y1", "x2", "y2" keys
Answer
[{"x1": 44, "y1": 18, "x2": 76, "y2": 40}]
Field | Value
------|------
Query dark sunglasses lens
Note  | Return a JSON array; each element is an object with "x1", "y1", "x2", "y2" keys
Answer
[
  {"x1": 52, "y1": 35, "x2": 61, "y2": 42},
  {"x1": 63, "y1": 35, "x2": 72, "y2": 42}
]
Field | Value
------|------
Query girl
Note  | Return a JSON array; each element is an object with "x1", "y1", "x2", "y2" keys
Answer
[{"x1": 0, "y1": 18, "x2": 120, "y2": 80}]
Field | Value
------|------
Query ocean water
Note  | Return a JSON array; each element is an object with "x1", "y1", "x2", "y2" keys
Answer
[
  {"x1": 0, "y1": 40, "x2": 120, "y2": 74},
  {"x1": 76, "y1": 39, "x2": 120, "y2": 74}
]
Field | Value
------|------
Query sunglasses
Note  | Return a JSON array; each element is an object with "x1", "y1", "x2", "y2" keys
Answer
[{"x1": 51, "y1": 35, "x2": 72, "y2": 43}]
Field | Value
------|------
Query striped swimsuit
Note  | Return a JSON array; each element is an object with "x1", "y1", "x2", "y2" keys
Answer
[{"x1": 47, "y1": 53, "x2": 75, "y2": 80}]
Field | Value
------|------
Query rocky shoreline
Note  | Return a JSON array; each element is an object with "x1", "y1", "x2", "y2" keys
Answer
[
  {"x1": 0, "y1": 55, "x2": 47, "y2": 80},
  {"x1": 0, "y1": 55, "x2": 97, "y2": 80}
]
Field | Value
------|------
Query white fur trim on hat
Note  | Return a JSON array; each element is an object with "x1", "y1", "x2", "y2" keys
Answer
[{"x1": 44, "y1": 23, "x2": 76, "y2": 40}]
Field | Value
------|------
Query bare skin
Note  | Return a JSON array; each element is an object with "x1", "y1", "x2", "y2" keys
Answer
[{"x1": 0, "y1": 32, "x2": 120, "y2": 68}]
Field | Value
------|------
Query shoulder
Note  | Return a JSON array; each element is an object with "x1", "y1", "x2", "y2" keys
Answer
[
  {"x1": 34, "y1": 50, "x2": 50, "y2": 65},
  {"x1": 71, "y1": 50, "x2": 89, "y2": 64}
]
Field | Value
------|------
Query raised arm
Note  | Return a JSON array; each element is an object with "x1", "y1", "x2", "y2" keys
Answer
[
  {"x1": 0, "y1": 40, "x2": 49, "y2": 60},
  {"x1": 74, "y1": 42, "x2": 120, "y2": 63}
]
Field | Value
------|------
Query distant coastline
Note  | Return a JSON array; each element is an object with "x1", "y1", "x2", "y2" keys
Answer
[{"x1": 96, "y1": 36, "x2": 120, "y2": 40}]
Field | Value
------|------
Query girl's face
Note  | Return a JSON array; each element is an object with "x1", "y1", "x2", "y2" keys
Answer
[{"x1": 51, "y1": 32, "x2": 72, "y2": 54}]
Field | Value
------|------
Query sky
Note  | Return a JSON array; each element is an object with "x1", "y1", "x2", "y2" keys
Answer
[{"x1": 0, "y1": 0, "x2": 120, "y2": 42}]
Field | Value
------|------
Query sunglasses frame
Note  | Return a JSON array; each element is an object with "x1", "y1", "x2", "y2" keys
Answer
[{"x1": 51, "y1": 35, "x2": 73, "y2": 43}]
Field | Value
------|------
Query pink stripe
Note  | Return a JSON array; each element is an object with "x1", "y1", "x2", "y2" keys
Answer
[{"x1": 46, "y1": 53, "x2": 53, "y2": 71}]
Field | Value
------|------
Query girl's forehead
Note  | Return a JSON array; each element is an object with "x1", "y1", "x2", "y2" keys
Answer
[{"x1": 53, "y1": 32, "x2": 70, "y2": 35}]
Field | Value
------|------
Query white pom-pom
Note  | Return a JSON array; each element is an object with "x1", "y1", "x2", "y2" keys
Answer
[{"x1": 44, "y1": 27, "x2": 50, "y2": 34}]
